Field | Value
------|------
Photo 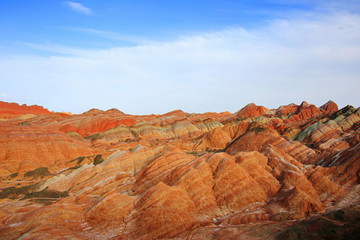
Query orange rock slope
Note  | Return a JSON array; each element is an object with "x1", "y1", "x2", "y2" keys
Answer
[
  {"x1": 0, "y1": 101, "x2": 51, "y2": 119},
  {"x1": 0, "y1": 100, "x2": 360, "y2": 239}
]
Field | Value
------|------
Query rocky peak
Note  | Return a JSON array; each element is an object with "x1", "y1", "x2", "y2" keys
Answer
[
  {"x1": 235, "y1": 103, "x2": 269, "y2": 118},
  {"x1": 320, "y1": 100, "x2": 339, "y2": 115}
]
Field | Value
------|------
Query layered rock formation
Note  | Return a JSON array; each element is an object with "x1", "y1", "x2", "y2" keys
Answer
[
  {"x1": 234, "y1": 103, "x2": 269, "y2": 119},
  {"x1": 0, "y1": 100, "x2": 359, "y2": 239},
  {"x1": 0, "y1": 123, "x2": 97, "y2": 177},
  {"x1": 0, "y1": 101, "x2": 51, "y2": 119}
]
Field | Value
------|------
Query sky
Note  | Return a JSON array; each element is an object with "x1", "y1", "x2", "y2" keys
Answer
[{"x1": 0, "y1": 1, "x2": 360, "y2": 114}]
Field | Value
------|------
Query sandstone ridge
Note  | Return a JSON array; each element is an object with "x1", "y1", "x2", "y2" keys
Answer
[{"x1": 0, "y1": 100, "x2": 359, "y2": 239}]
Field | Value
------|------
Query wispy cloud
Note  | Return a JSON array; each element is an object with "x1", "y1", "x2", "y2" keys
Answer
[
  {"x1": 1, "y1": 11, "x2": 360, "y2": 114},
  {"x1": 22, "y1": 42, "x2": 91, "y2": 55},
  {"x1": 66, "y1": 1, "x2": 92, "y2": 15},
  {"x1": 68, "y1": 28, "x2": 153, "y2": 45}
]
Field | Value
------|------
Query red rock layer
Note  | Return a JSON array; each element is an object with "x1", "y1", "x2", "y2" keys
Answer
[
  {"x1": 0, "y1": 123, "x2": 96, "y2": 177},
  {"x1": 0, "y1": 101, "x2": 51, "y2": 119},
  {"x1": 0, "y1": 100, "x2": 360, "y2": 240},
  {"x1": 320, "y1": 100, "x2": 339, "y2": 115},
  {"x1": 59, "y1": 115, "x2": 137, "y2": 137},
  {"x1": 234, "y1": 103, "x2": 269, "y2": 119},
  {"x1": 287, "y1": 101, "x2": 322, "y2": 123}
]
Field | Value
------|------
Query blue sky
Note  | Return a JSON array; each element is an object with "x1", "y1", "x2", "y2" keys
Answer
[
  {"x1": 0, "y1": 1, "x2": 319, "y2": 50},
  {"x1": 0, "y1": 1, "x2": 360, "y2": 114}
]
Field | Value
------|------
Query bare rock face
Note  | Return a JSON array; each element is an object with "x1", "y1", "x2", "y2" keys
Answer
[
  {"x1": 235, "y1": 151, "x2": 281, "y2": 197},
  {"x1": 276, "y1": 103, "x2": 299, "y2": 116},
  {"x1": 267, "y1": 186, "x2": 324, "y2": 220},
  {"x1": 320, "y1": 100, "x2": 339, "y2": 115},
  {"x1": 0, "y1": 123, "x2": 96, "y2": 177},
  {"x1": 84, "y1": 192, "x2": 135, "y2": 228},
  {"x1": 164, "y1": 158, "x2": 220, "y2": 217},
  {"x1": 287, "y1": 101, "x2": 322, "y2": 123},
  {"x1": 125, "y1": 182, "x2": 198, "y2": 239},
  {"x1": 225, "y1": 128, "x2": 284, "y2": 154},
  {"x1": 213, "y1": 157, "x2": 268, "y2": 210},
  {"x1": 306, "y1": 166, "x2": 345, "y2": 203},
  {"x1": 0, "y1": 101, "x2": 50, "y2": 119},
  {"x1": 59, "y1": 115, "x2": 137, "y2": 137},
  {"x1": 193, "y1": 127, "x2": 232, "y2": 150},
  {"x1": 132, "y1": 148, "x2": 195, "y2": 195},
  {"x1": 234, "y1": 103, "x2": 270, "y2": 119},
  {"x1": 324, "y1": 144, "x2": 360, "y2": 185},
  {"x1": 1, "y1": 100, "x2": 360, "y2": 240}
]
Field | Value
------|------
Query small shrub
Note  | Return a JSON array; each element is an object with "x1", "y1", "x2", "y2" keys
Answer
[
  {"x1": 18, "y1": 121, "x2": 31, "y2": 126},
  {"x1": 10, "y1": 172, "x2": 18, "y2": 178},
  {"x1": 24, "y1": 167, "x2": 51, "y2": 179},
  {"x1": 93, "y1": 154, "x2": 104, "y2": 165},
  {"x1": 0, "y1": 184, "x2": 40, "y2": 199},
  {"x1": 23, "y1": 188, "x2": 69, "y2": 199},
  {"x1": 250, "y1": 126, "x2": 266, "y2": 133}
]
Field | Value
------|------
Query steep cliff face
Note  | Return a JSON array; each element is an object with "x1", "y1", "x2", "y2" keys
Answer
[{"x1": 0, "y1": 101, "x2": 359, "y2": 240}]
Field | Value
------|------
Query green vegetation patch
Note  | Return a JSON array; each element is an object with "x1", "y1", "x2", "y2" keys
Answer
[
  {"x1": 22, "y1": 188, "x2": 68, "y2": 199},
  {"x1": 0, "y1": 184, "x2": 40, "y2": 199},
  {"x1": 72, "y1": 156, "x2": 86, "y2": 165},
  {"x1": 93, "y1": 154, "x2": 104, "y2": 165},
  {"x1": 18, "y1": 121, "x2": 31, "y2": 126},
  {"x1": 24, "y1": 167, "x2": 51, "y2": 179},
  {"x1": 85, "y1": 133, "x2": 100, "y2": 141},
  {"x1": 0, "y1": 184, "x2": 68, "y2": 204},
  {"x1": 10, "y1": 172, "x2": 18, "y2": 178},
  {"x1": 249, "y1": 126, "x2": 267, "y2": 133}
]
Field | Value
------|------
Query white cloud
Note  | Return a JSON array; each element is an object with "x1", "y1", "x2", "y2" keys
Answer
[
  {"x1": 1, "y1": 11, "x2": 360, "y2": 114},
  {"x1": 67, "y1": 28, "x2": 152, "y2": 45},
  {"x1": 66, "y1": 1, "x2": 92, "y2": 15}
]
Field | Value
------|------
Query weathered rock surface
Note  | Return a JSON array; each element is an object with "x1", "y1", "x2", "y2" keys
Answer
[
  {"x1": 320, "y1": 100, "x2": 339, "y2": 115},
  {"x1": 234, "y1": 103, "x2": 270, "y2": 119},
  {"x1": 0, "y1": 101, "x2": 50, "y2": 119},
  {"x1": 0, "y1": 123, "x2": 96, "y2": 177},
  {"x1": 0, "y1": 100, "x2": 359, "y2": 239}
]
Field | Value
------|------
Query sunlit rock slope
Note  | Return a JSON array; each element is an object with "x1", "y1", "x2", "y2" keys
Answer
[{"x1": 0, "y1": 100, "x2": 359, "y2": 239}]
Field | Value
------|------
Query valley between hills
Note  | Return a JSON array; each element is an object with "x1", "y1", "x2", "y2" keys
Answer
[{"x1": 0, "y1": 100, "x2": 360, "y2": 239}]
